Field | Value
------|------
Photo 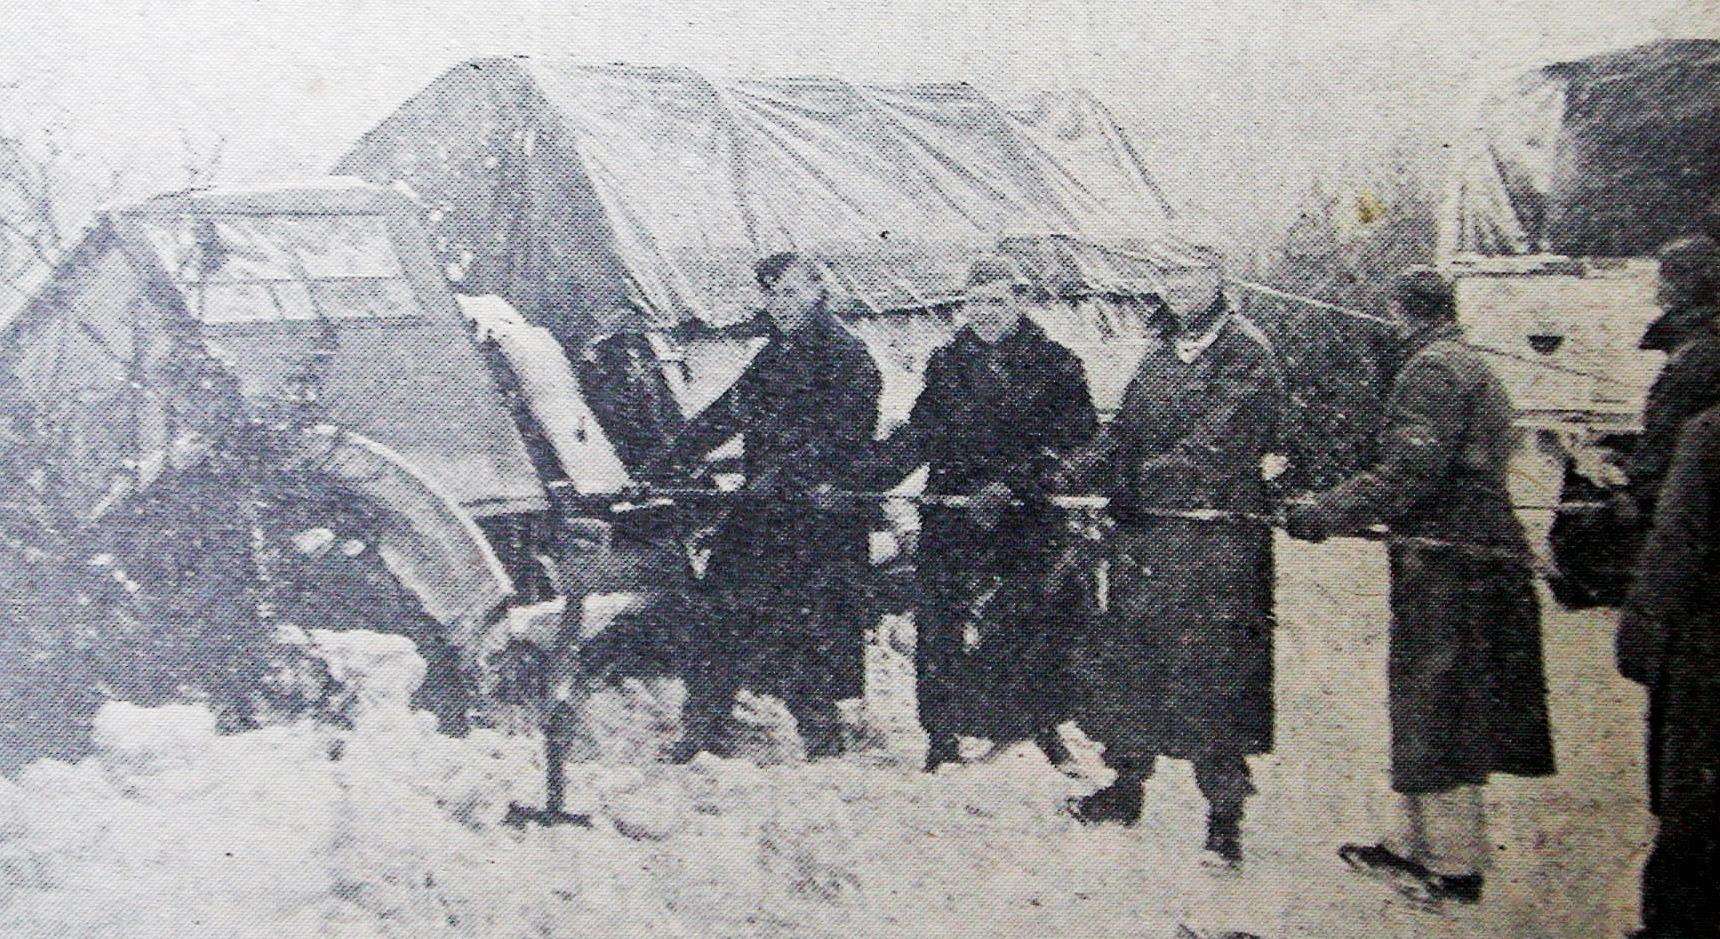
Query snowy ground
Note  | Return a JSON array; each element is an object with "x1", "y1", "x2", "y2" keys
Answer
[{"x1": 0, "y1": 536, "x2": 1651, "y2": 938}]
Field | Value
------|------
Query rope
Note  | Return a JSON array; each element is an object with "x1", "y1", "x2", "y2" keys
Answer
[
  {"x1": 1224, "y1": 277, "x2": 1635, "y2": 389},
  {"x1": 571, "y1": 484, "x2": 1596, "y2": 572}
]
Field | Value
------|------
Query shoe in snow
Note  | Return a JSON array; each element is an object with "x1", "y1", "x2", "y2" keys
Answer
[
  {"x1": 1070, "y1": 776, "x2": 1145, "y2": 826},
  {"x1": 666, "y1": 738, "x2": 709, "y2": 765},
  {"x1": 1421, "y1": 872, "x2": 1483, "y2": 906},
  {"x1": 1338, "y1": 842, "x2": 1429, "y2": 881}
]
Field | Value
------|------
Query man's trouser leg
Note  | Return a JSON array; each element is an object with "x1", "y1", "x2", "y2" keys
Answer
[
  {"x1": 677, "y1": 667, "x2": 740, "y2": 757},
  {"x1": 786, "y1": 692, "x2": 846, "y2": 760},
  {"x1": 1193, "y1": 750, "x2": 1256, "y2": 820},
  {"x1": 916, "y1": 569, "x2": 965, "y2": 752},
  {"x1": 1384, "y1": 783, "x2": 1489, "y2": 877},
  {"x1": 675, "y1": 588, "x2": 747, "y2": 757}
]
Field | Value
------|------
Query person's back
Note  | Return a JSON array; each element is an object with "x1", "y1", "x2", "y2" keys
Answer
[{"x1": 1386, "y1": 335, "x2": 1529, "y2": 549}]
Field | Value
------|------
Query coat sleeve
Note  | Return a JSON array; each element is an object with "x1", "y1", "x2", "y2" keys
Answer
[
  {"x1": 771, "y1": 340, "x2": 883, "y2": 493},
  {"x1": 1626, "y1": 340, "x2": 1720, "y2": 504},
  {"x1": 848, "y1": 349, "x2": 950, "y2": 491},
  {"x1": 1053, "y1": 361, "x2": 1140, "y2": 492},
  {"x1": 1306, "y1": 355, "x2": 1467, "y2": 533},
  {"x1": 1001, "y1": 347, "x2": 1099, "y2": 498},
  {"x1": 655, "y1": 363, "x2": 750, "y2": 472},
  {"x1": 1617, "y1": 413, "x2": 1717, "y2": 684}
]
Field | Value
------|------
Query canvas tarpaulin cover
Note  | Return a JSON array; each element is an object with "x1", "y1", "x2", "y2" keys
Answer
[
  {"x1": 1440, "y1": 39, "x2": 1720, "y2": 259},
  {"x1": 336, "y1": 59, "x2": 1216, "y2": 353}
]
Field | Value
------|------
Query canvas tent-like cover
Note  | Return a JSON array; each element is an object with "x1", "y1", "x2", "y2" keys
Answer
[
  {"x1": 337, "y1": 58, "x2": 1217, "y2": 354},
  {"x1": 1, "y1": 180, "x2": 545, "y2": 518},
  {"x1": 1441, "y1": 39, "x2": 1720, "y2": 259}
]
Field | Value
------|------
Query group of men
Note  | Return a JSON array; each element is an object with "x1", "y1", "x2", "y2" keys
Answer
[{"x1": 633, "y1": 230, "x2": 1715, "y2": 928}]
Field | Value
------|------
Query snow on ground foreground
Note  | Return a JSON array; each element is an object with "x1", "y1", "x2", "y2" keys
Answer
[{"x1": 0, "y1": 538, "x2": 1657, "y2": 938}]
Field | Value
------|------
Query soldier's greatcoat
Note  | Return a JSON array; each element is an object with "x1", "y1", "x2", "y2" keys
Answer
[
  {"x1": 1617, "y1": 407, "x2": 1720, "y2": 933},
  {"x1": 1303, "y1": 322, "x2": 1556, "y2": 794},
  {"x1": 660, "y1": 307, "x2": 883, "y2": 710},
  {"x1": 1070, "y1": 309, "x2": 1282, "y2": 764}
]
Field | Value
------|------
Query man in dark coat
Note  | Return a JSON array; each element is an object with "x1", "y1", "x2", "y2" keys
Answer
[
  {"x1": 1286, "y1": 267, "x2": 1555, "y2": 906},
  {"x1": 1055, "y1": 273, "x2": 1284, "y2": 869},
  {"x1": 1626, "y1": 234, "x2": 1720, "y2": 512},
  {"x1": 1618, "y1": 406, "x2": 1720, "y2": 939},
  {"x1": 855, "y1": 255, "x2": 1098, "y2": 772},
  {"x1": 648, "y1": 252, "x2": 883, "y2": 762}
]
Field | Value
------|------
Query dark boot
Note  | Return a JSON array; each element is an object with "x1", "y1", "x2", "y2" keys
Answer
[
  {"x1": 1072, "y1": 771, "x2": 1146, "y2": 826},
  {"x1": 1202, "y1": 811, "x2": 1244, "y2": 870},
  {"x1": 1422, "y1": 872, "x2": 1483, "y2": 905},
  {"x1": 793, "y1": 698, "x2": 847, "y2": 762},
  {"x1": 1338, "y1": 842, "x2": 1430, "y2": 880},
  {"x1": 923, "y1": 735, "x2": 961, "y2": 772}
]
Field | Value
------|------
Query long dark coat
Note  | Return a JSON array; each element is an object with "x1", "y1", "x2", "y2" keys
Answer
[
  {"x1": 1616, "y1": 407, "x2": 1720, "y2": 928},
  {"x1": 860, "y1": 318, "x2": 1098, "y2": 740},
  {"x1": 1070, "y1": 311, "x2": 1283, "y2": 763},
  {"x1": 1618, "y1": 406, "x2": 1720, "y2": 815},
  {"x1": 1306, "y1": 323, "x2": 1556, "y2": 794},
  {"x1": 660, "y1": 308, "x2": 883, "y2": 705}
]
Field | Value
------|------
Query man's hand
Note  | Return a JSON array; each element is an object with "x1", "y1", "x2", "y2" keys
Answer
[{"x1": 969, "y1": 480, "x2": 1014, "y2": 530}]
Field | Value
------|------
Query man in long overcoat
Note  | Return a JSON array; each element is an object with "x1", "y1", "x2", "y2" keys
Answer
[
  {"x1": 1286, "y1": 267, "x2": 1555, "y2": 906},
  {"x1": 1057, "y1": 274, "x2": 1283, "y2": 868},
  {"x1": 648, "y1": 252, "x2": 883, "y2": 762},
  {"x1": 855, "y1": 255, "x2": 1097, "y2": 772},
  {"x1": 1617, "y1": 406, "x2": 1720, "y2": 939}
]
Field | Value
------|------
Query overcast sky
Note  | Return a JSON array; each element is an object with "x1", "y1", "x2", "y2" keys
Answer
[{"x1": 3, "y1": 0, "x2": 1715, "y2": 246}]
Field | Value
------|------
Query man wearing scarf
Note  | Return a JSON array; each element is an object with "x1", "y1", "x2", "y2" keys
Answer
[
  {"x1": 1285, "y1": 267, "x2": 1555, "y2": 907},
  {"x1": 855, "y1": 255, "x2": 1098, "y2": 772},
  {"x1": 648, "y1": 252, "x2": 882, "y2": 763},
  {"x1": 1055, "y1": 270, "x2": 1284, "y2": 871}
]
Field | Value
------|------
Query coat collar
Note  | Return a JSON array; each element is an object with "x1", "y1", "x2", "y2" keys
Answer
[{"x1": 952, "y1": 314, "x2": 1048, "y2": 358}]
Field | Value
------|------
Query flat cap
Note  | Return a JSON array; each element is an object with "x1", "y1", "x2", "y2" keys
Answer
[{"x1": 1391, "y1": 265, "x2": 1455, "y2": 305}]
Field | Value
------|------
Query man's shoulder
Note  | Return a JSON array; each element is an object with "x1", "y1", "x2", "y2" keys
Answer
[
  {"x1": 1398, "y1": 338, "x2": 1494, "y2": 395},
  {"x1": 1409, "y1": 337, "x2": 1486, "y2": 374},
  {"x1": 820, "y1": 316, "x2": 883, "y2": 385},
  {"x1": 1210, "y1": 315, "x2": 1277, "y2": 375}
]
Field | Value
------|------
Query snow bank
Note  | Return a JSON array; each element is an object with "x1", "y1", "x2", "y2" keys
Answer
[
  {"x1": 0, "y1": 624, "x2": 1138, "y2": 938},
  {"x1": 0, "y1": 562, "x2": 1646, "y2": 937}
]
